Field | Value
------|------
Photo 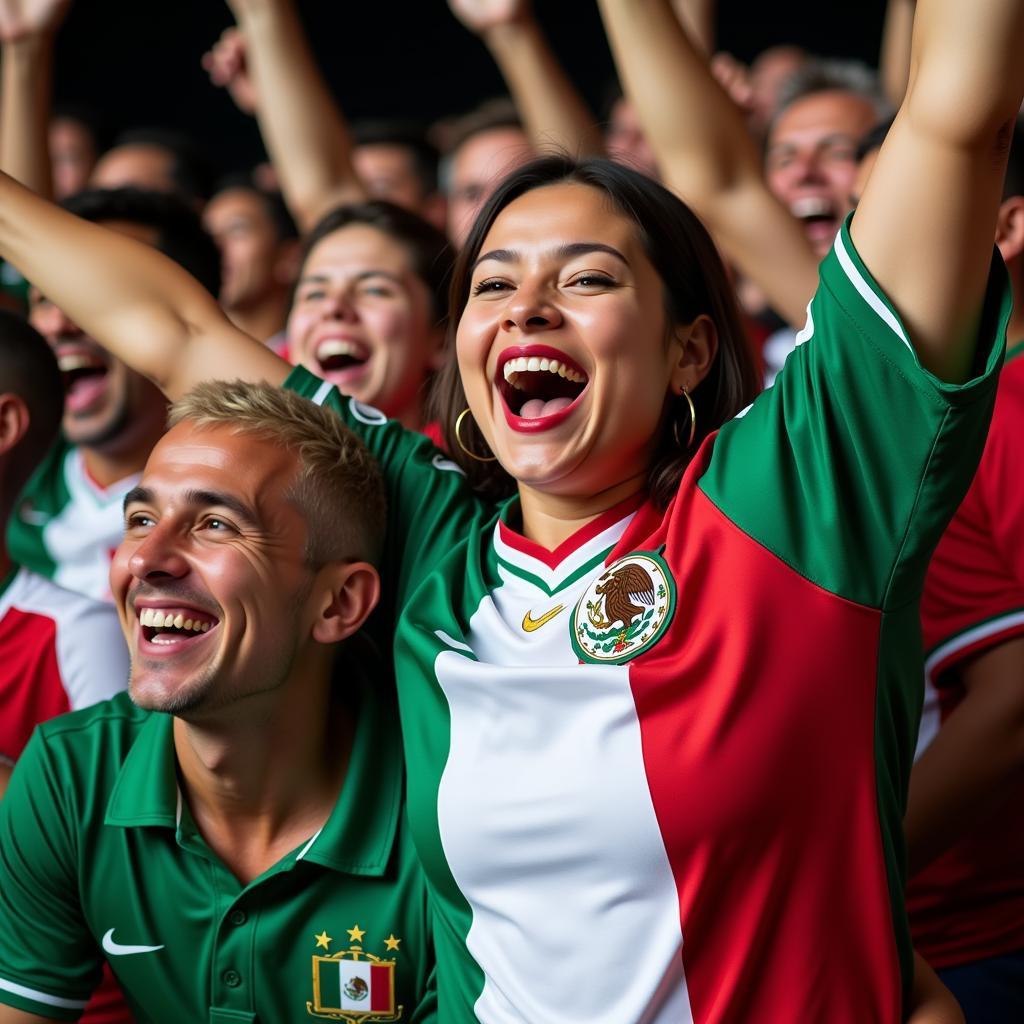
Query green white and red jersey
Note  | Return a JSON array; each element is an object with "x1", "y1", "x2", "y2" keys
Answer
[
  {"x1": 288, "y1": 220, "x2": 1009, "y2": 1022},
  {"x1": 6, "y1": 439, "x2": 140, "y2": 603},
  {"x1": 0, "y1": 564, "x2": 127, "y2": 764},
  {"x1": 911, "y1": 340, "x2": 1024, "y2": 969}
]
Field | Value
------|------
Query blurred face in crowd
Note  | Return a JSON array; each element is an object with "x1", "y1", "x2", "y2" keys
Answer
[
  {"x1": 288, "y1": 224, "x2": 442, "y2": 426},
  {"x1": 605, "y1": 98, "x2": 659, "y2": 180},
  {"x1": 113, "y1": 422, "x2": 316, "y2": 719},
  {"x1": 447, "y1": 126, "x2": 532, "y2": 250},
  {"x1": 91, "y1": 143, "x2": 177, "y2": 194},
  {"x1": 49, "y1": 117, "x2": 98, "y2": 201},
  {"x1": 764, "y1": 90, "x2": 878, "y2": 257},
  {"x1": 203, "y1": 187, "x2": 293, "y2": 315},
  {"x1": 29, "y1": 221, "x2": 166, "y2": 453},
  {"x1": 355, "y1": 144, "x2": 428, "y2": 212}
]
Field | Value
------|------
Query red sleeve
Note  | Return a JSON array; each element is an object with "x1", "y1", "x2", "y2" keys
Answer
[{"x1": 921, "y1": 359, "x2": 1024, "y2": 685}]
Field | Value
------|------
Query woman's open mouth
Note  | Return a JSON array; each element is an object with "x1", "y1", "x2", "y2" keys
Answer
[
  {"x1": 496, "y1": 345, "x2": 589, "y2": 432},
  {"x1": 314, "y1": 338, "x2": 370, "y2": 381}
]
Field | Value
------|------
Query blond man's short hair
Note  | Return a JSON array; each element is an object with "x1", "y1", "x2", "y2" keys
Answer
[{"x1": 169, "y1": 380, "x2": 386, "y2": 566}]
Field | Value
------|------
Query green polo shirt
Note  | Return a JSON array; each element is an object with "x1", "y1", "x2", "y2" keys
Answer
[{"x1": 0, "y1": 667, "x2": 436, "y2": 1023}]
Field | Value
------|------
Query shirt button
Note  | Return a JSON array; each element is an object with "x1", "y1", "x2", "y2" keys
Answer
[
  {"x1": 223, "y1": 969, "x2": 241, "y2": 988},
  {"x1": 228, "y1": 910, "x2": 247, "y2": 927}
]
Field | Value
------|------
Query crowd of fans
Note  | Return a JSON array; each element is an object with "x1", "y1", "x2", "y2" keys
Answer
[{"x1": 0, "y1": 0, "x2": 1022, "y2": 1021}]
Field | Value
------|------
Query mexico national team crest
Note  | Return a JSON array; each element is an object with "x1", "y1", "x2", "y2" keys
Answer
[
  {"x1": 307, "y1": 926, "x2": 402, "y2": 1022},
  {"x1": 571, "y1": 550, "x2": 675, "y2": 665}
]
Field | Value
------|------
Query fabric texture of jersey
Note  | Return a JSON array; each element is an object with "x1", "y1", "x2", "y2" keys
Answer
[
  {"x1": 286, "y1": 219, "x2": 1009, "y2": 1024},
  {"x1": 0, "y1": 564, "x2": 127, "y2": 763},
  {"x1": 6, "y1": 438, "x2": 140, "y2": 602},
  {"x1": 910, "y1": 340, "x2": 1024, "y2": 969},
  {"x1": 0, "y1": 670, "x2": 436, "y2": 1023}
]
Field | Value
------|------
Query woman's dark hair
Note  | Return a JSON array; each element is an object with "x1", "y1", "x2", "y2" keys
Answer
[
  {"x1": 430, "y1": 155, "x2": 760, "y2": 506},
  {"x1": 294, "y1": 200, "x2": 452, "y2": 327}
]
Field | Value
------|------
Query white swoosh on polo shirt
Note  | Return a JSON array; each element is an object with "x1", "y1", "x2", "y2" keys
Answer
[{"x1": 101, "y1": 928, "x2": 164, "y2": 956}]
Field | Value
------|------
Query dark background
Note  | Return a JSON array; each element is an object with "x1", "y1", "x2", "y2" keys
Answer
[{"x1": 52, "y1": 1, "x2": 888, "y2": 173}]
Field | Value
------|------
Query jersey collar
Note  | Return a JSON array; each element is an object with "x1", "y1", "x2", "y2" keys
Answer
[{"x1": 494, "y1": 490, "x2": 647, "y2": 597}]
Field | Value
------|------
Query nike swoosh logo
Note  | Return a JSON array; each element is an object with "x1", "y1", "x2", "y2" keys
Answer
[
  {"x1": 101, "y1": 928, "x2": 164, "y2": 956},
  {"x1": 522, "y1": 604, "x2": 565, "y2": 632}
]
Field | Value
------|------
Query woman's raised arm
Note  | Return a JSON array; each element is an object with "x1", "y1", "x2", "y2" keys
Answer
[
  {"x1": 0, "y1": 170, "x2": 287, "y2": 400},
  {"x1": 852, "y1": 0, "x2": 1024, "y2": 382}
]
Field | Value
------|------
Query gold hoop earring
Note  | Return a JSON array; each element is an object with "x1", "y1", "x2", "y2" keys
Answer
[
  {"x1": 455, "y1": 408, "x2": 497, "y2": 463},
  {"x1": 672, "y1": 387, "x2": 696, "y2": 450}
]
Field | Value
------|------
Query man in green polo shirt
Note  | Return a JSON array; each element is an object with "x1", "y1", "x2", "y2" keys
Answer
[{"x1": 0, "y1": 380, "x2": 436, "y2": 1024}]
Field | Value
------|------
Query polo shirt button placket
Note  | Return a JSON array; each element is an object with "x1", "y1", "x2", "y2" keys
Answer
[{"x1": 222, "y1": 969, "x2": 242, "y2": 988}]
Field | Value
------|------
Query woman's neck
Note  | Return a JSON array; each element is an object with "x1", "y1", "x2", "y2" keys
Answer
[{"x1": 517, "y1": 471, "x2": 647, "y2": 551}]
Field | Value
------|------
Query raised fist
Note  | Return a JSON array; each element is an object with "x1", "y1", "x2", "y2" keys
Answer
[
  {"x1": 202, "y1": 26, "x2": 258, "y2": 116},
  {"x1": 447, "y1": 0, "x2": 530, "y2": 34},
  {"x1": 0, "y1": 0, "x2": 72, "y2": 44}
]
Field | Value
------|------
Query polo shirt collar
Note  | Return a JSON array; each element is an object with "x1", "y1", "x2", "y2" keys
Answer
[
  {"x1": 296, "y1": 659, "x2": 402, "y2": 877},
  {"x1": 105, "y1": 711, "x2": 179, "y2": 827},
  {"x1": 103, "y1": 657, "x2": 403, "y2": 877}
]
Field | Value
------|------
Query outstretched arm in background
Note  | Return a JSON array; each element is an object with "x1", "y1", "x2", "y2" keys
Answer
[
  {"x1": 448, "y1": 0, "x2": 604, "y2": 158},
  {"x1": 597, "y1": 0, "x2": 819, "y2": 329},
  {"x1": 0, "y1": 171, "x2": 286, "y2": 400},
  {"x1": 0, "y1": 0, "x2": 72, "y2": 198},
  {"x1": 206, "y1": 0, "x2": 366, "y2": 232},
  {"x1": 852, "y1": 0, "x2": 1024, "y2": 381}
]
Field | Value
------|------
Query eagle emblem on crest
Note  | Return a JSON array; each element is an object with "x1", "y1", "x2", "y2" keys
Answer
[{"x1": 571, "y1": 551, "x2": 675, "y2": 664}]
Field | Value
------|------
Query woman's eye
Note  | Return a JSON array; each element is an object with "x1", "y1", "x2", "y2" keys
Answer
[
  {"x1": 299, "y1": 289, "x2": 326, "y2": 302},
  {"x1": 569, "y1": 273, "x2": 615, "y2": 288},
  {"x1": 360, "y1": 284, "x2": 396, "y2": 298},
  {"x1": 471, "y1": 278, "x2": 512, "y2": 296}
]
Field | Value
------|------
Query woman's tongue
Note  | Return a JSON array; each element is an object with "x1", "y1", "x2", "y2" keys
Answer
[{"x1": 520, "y1": 396, "x2": 574, "y2": 419}]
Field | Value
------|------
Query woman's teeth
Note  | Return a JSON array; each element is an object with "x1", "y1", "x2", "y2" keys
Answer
[{"x1": 503, "y1": 356, "x2": 585, "y2": 386}]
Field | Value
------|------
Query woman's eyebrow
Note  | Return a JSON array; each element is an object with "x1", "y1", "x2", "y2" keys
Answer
[{"x1": 473, "y1": 242, "x2": 629, "y2": 271}]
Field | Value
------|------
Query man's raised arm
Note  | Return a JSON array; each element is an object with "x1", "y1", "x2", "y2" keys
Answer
[
  {"x1": 597, "y1": 0, "x2": 818, "y2": 329},
  {"x1": 852, "y1": 0, "x2": 1024, "y2": 382},
  {"x1": 0, "y1": 171, "x2": 286, "y2": 400},
  {"x1": 210, "y1": 0, "x2": 366, "y2": 233},
  {"x1": 448, "y1": 0, "x2": 604, "y2": 158}
]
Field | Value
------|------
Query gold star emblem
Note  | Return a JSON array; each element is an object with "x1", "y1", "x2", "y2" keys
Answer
[
  {"x1": 347, "y1": 924, "x2": 366, "y2": 943},
  {"x1": 314, "y1": 930, "x2": 332, "y2": 950},
  {"x1": 384, "y1": 934, "x2": 401, "y2": 952}
]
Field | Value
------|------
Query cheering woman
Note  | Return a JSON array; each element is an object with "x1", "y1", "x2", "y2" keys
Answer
[{"x1": 0, "y1": 0, "x2": 1017, "y2": 1019}]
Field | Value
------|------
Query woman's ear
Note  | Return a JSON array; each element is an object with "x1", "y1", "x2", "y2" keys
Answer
[
  {"x1": 0, "y1": 393, "x2": 31, "y2": 459},
  {"x1": 669, "y1": 315, "x2": 718, "y2": 396},
  {"x1": 310, "y1": 561, "x2": 381, "y2": 645}
]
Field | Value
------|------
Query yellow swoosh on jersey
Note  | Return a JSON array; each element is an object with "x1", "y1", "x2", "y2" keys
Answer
[{"x1": 522, "y1": 604, "x2": 565, "y2": 632}]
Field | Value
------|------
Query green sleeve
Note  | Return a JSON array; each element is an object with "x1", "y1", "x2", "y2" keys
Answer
[
  {"x1": 0, "y1": 732, "x2": 100, "y2": 1020},
  {"x1": 700, "y1": 217, "x2": 1010, "y2": 609},
  {"x1": 5, "y1": 437, "x2": 70, "y2": 581},
  {"x1": 283, "y1": 367, "x2": 493, "y2": 609}
]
